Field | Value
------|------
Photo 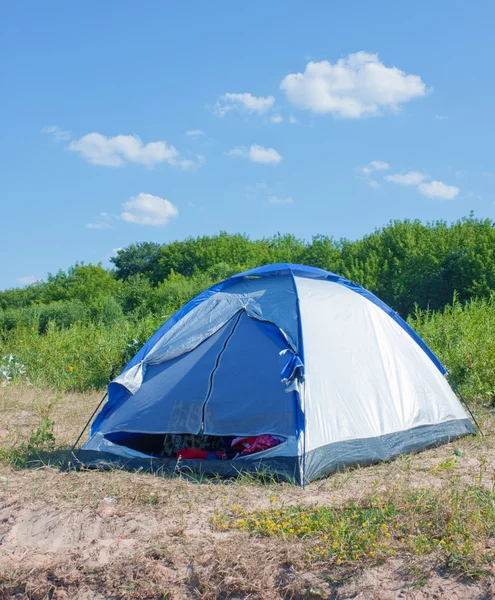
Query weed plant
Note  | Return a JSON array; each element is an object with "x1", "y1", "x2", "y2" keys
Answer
[{"x1": 212, "y1": 476, "x2": 495, "y2": 576}]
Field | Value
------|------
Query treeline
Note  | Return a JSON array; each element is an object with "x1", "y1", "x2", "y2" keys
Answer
[
  {"x1": 1, "y1": 215, "x2": 495, "y2": 397},
  {"x1": 2, "y1": 216, "x2": 495, "y2": 334}
]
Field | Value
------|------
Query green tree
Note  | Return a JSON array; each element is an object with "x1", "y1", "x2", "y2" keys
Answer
[
  {"x1": 111, "y1": 242, "x2": 162, "y2": 281},
  {"x1": 65, "y1": 264, "x2": 120, "y2": 304}
]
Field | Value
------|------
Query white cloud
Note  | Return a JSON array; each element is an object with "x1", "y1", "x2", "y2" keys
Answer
[
  {"x1": 369, "y1": 160, "x2": 389, "y2": 171},
  {"x1": 112, "y1": 248, "x2": 123, "y2": 255},
  {"x1": 121, "y1": 193, "x2": 178, "y2": 226},
  {"x1": 169, "y1": 154, "x2": 206, "y2": 171},
  {"x1": 360, "y1": 160, "x2": 390, "y2": 176},
  {"x1": 250, "y1": 145, "x2": 282, "y2": 164},
  {"x1": 268, "y1": 195, "x2": 294, "y2": 205},
  {"x1": 417, "y1": 181, "x2": 459, "y2": 200},
  {"x1": 16, "y1": 275, "x2": 39, "y2": 286},
  {"x1": 280, "y1": 52, "x2": 427, "y2": 118},
  {"x1": 270, "y1": 114, "x2": 283, "y2": 123},
  {"x1": 385, "y1": 171, "x2": 426, "y2": 186},
  {"x1": 358, "y1": 160, "x2": 390, "y2": 187},
  {"x1": 214, "y1": 92, "x2": 275, "y2": 117},
  {"x1": 385, "y1": 169, "x2": 459, "y2": 200},
  {"x1": 289, "y1": 115, "x2": 298, "y2": 124},
  {"x1": 41, "y1": 125, "x2": 71, "y2": 141},
  {"x1": 228, "y1": 147, "x2": 247, "y2": 158},
  {"x1": 185, "y1": 129, "x2": 205, "y2": 136},
  {"x1": 170, "y1": 158, "x2": 195, "y2": 170},
  {"x1": 69, "y1": 133, "x2": 179, "y2": 167},
  {"x1": 435, "y1": 114, "x2": 448, "y2": 120},
  {"x1": 228, "y1": 144, "x2": 282, "y2": 165}
]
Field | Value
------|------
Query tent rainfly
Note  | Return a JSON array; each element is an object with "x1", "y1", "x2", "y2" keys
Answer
[{"x1": 81, "y1": 263, "x2": 475, "y2": 485}]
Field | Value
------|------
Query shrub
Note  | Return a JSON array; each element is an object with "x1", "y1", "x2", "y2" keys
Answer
[
  {"x1": 149, "y1": 270, "x2": 214, "y2": 317},
  {"x1": 38, "y1": 300, "x2": 89, "y2": 333},
  {"x1": 410, "y1": 295, "x2": 495, "y2": 402},
  {"x1": 117, "y1": 274, "x2": 155, "y2": 316},
  {"x1": 0, "y1": 306, "x2": 40, "y2": 333},
  {"x1": 88, "y1": 295, "x2": 123, "y2": 326}
]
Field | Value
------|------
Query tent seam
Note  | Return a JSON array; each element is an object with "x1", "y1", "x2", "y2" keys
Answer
[{"x1": 289, "y1": 268, "x2": 306, "y2": 486}]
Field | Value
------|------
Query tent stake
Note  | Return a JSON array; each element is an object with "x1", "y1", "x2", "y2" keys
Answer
[{"x1": 69, "y1": 392, "x2": 108, "y2": 455}]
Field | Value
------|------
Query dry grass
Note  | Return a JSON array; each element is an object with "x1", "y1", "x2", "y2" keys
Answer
[{"x1": 1, "y1": 384, "x2": 495, "y2": 599}]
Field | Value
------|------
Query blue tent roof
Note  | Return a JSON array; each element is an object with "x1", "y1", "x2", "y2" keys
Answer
[
  {"x1": 231, "y1": 263, "x2": 445, "y2": 374},
  {"x1": 231, "y1": 263, "x2": 336, "y2": 279}
]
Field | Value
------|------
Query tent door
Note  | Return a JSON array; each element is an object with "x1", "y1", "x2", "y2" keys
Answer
[
  {"x1": 202, "y1": 311, "x2": 296, "y2": 438},
  {"x1": 198, "y1": 310, "x2": 244, "y2": 434}
]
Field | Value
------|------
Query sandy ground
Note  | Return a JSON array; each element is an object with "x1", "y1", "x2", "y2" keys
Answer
[{"x1": 1, "y1": 385, "x2": 495, "y2": 599}]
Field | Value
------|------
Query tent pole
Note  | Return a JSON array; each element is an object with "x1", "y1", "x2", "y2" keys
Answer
[
  {"x1": 448, "y1": 377, "x2": 483, "y2": 437},
  {"x1": 69, "y1": 392, "x2": 108, "y2": 455}
]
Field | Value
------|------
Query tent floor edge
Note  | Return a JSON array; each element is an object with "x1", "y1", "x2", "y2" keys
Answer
[
  {"x1": 68, "y1": 418, "x2": 473, "y2": 485},
  {"x1": 66, "y1": 450, "x2": 300, "y2": 484},
  {"x1": 303, "y1": 418, "x2": 475, "y2": 484}
]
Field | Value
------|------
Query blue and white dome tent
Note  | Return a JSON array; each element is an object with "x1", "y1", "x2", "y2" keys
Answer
[{"x1": 80, "y1": 264, "x2": 475, "y2": 485}]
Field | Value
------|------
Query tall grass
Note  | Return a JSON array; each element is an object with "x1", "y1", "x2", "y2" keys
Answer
[
  {"x1": 1, "y1": 293, "x2": 495, "y2": 400},
  {"x1": 0, "y1": 314, "x2": 161, "y2": 391},
  {"x1": 410, "y1": 294, "x2": 495, "y2": 402}
]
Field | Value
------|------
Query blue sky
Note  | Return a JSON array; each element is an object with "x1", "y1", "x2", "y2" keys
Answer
[{"x1": 1, "y1": 0, "x2": 494, "y2": 289}]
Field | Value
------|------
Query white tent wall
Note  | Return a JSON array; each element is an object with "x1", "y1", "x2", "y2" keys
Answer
[{"x1": 295, "y1": 276, "x2": 471, "y2": 455}]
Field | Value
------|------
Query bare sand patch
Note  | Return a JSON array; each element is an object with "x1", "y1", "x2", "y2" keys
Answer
[{"x1": 1, "y1": 385, "x2": 494, "y2": 599}]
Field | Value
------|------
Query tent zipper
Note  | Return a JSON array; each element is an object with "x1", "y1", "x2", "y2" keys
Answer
[{"x1": 199, "y1": 310, "x2": 244, "y2": 435}]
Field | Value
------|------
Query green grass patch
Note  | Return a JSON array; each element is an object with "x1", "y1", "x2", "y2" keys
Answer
[{"x1": 212, "y1": 481, "x2": 495, "y2": 575}]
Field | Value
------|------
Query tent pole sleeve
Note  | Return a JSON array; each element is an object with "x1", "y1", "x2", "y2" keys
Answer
[
  {"x1": 289, "y1": 269, "x2": 307, "y2": 487},
  {"x1": 70, "y1": 392, "x2": 108, "y2": 454},
  {"x1": 448, "y1": 376, "x2": 483, "y2": 436}
]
